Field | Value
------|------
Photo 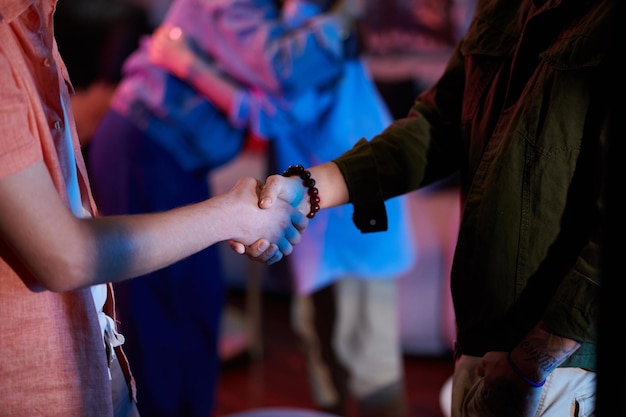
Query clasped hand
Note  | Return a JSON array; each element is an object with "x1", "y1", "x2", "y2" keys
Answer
[
  {"x1": 462, "y1": 352, "x2": 543, "y2": 417},
  {"x1": 229, "y1": 174, "x2": 309, "y2": 264}
]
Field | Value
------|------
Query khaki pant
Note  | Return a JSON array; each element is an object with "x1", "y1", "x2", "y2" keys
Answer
[{"x1": 292, "y1": 278, "x2": 405, "y2": 417}]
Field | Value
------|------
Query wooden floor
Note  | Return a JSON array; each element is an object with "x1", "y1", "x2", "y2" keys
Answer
[{"x1": 213, "y1": 289, "x2": 455, "y2": 417}]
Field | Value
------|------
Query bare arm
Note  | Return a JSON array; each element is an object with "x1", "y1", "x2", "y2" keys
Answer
[
  {"x1": 148, "y1": 24, "x2": 239, "y2": 115},
  {"x1": 0, "y1": 161, "x2": 307, "y2": 292}
]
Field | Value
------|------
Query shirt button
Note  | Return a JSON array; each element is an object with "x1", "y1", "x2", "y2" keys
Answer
[
  {"x1": 43, "y1": 58, "x2": 51, "y2": 67},
  {"x1": 369, "y1": 219, "x2": 377, "y2": 226},
  {"x1": 53, "y1": 121, "x2": 62, "y2": 130}
]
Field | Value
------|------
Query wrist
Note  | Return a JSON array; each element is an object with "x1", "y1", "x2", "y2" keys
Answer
[
  {"x1": 507, "y1": 350, "x2": 546, "y2": 388},
  {"x1": 282, "y1": 165, "x2": 320, "y2": 219}
]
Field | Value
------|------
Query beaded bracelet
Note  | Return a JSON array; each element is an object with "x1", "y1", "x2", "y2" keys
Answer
[
  {"x1": 506, "y1": 352, "x2": 546, "y2": 388},
  {"x1": 282, "y1": 164, "x2": 320, "y2": 219}
]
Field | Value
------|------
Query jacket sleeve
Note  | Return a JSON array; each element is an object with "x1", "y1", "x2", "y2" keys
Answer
[{"x1": 333, "y1": 42, "x2": 467, "y2": 233}]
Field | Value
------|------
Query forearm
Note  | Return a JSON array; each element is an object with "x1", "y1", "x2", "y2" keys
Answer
[
  {"x1": 148, "y1": 26, "x2": 240, "y2": 116},
  {"x1": 509, "y1": 321, "x2": 581, "y2": 384},
  {"x1": 87, "y1": 180, "x2": 307, "y2": 283},
  {"x1": 1, "y1": 163, "x2": 305, "y2": 291},
  {"x1": 0, "y1": 168, "x2": 229, "y2": 291},
  {"x1": 182, "y1": 57, "x2": 240, "y2": 116},
  {"x1": 81, "y1": 200, "x2": 230, "y2": 287},
  {"x1": 307, "y1": 162, "x2": 350, "y2": 209},
  {"x1": 469, "y1": 322, "x2": 582, "y2": 416}
]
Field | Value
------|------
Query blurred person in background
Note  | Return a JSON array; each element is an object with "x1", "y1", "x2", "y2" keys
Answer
[
  {"x1": 148, "y1": 0, "x2": 416, "y2": 415},
  {"x1": 87, "y1": 0, "x2": 361, "y2": 416}
]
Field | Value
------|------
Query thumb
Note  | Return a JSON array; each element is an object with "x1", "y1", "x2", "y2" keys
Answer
[
  {"x1": 258, "y1": 175, "x2": 283, "y2": 209},
  {"x1": 227, "y1": 240, "x2": 246, "y2": 255}
]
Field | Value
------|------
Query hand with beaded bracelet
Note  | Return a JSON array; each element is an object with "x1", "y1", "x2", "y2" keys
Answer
[
  {"x1": 280, "y1": 164, "x2": 321, "y2": 219},
  {"x1": 227, "y1": 165, "x2": 318, "y2": 261},
  {"x1": 230, "y1": 161, "x2": 351, "y2": 261},
  {"x1": 258, "y1": 161, "x2": 350, "y2": 213}
]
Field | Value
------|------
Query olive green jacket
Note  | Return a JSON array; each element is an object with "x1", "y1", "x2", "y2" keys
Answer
[{"x1": 334, "y1": 0, "x2": 615, "y2": 371}]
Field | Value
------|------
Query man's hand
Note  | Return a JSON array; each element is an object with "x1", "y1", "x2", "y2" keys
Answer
[
  {"x1": 463, "y1": 351, "x2": 542, "y2": 417},
  {"x1": 229, "y1": 174, "x2": 309, "y2": 263},
  {"x1": 258, "y1": 173, "x2": 310, "y2": 214},
  {"x1": 224, "y1": 176, "x2": 307, "y2": 250},
  {"x1": 464, "y1": 322, "x2": 581, "y2": 417}
]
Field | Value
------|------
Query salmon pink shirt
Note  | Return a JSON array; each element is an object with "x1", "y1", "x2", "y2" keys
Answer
[{"x1": 0, "y1": 1, "x2": 134, "y2": 416}]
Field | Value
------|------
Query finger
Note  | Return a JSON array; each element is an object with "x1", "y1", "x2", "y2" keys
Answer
[
  {"x1": 227, "y1": 240, "x2": 246, "y2": 255},
  {"x1": 284, "y1": 223, "x2": 302, "y2": 247},
  {"x1": 265, "y1": 250, "x2": 283, "y2": 265},
  {"x1": 254, "y1": 178, "x2": 263, "y2": 196},
  {"x1": 275, "y1": 236, "x2": 293, "y2": 256},
  {"x1": 244, "y1": 239, "x2": 271, "y2": 259},
  {"x1": 248, "y1": 242, "x2": 282, "y2": 264},
  {"x1": 292, "y1": 210, "x2": 309, "y2": 232},
  {"x1": 258, "y1": 175, "x2": 283, "y2": 209}
]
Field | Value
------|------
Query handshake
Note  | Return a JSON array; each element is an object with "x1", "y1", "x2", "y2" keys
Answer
[{"x1": 219, "y1": 165, "x2": 323, "y2": 265}]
